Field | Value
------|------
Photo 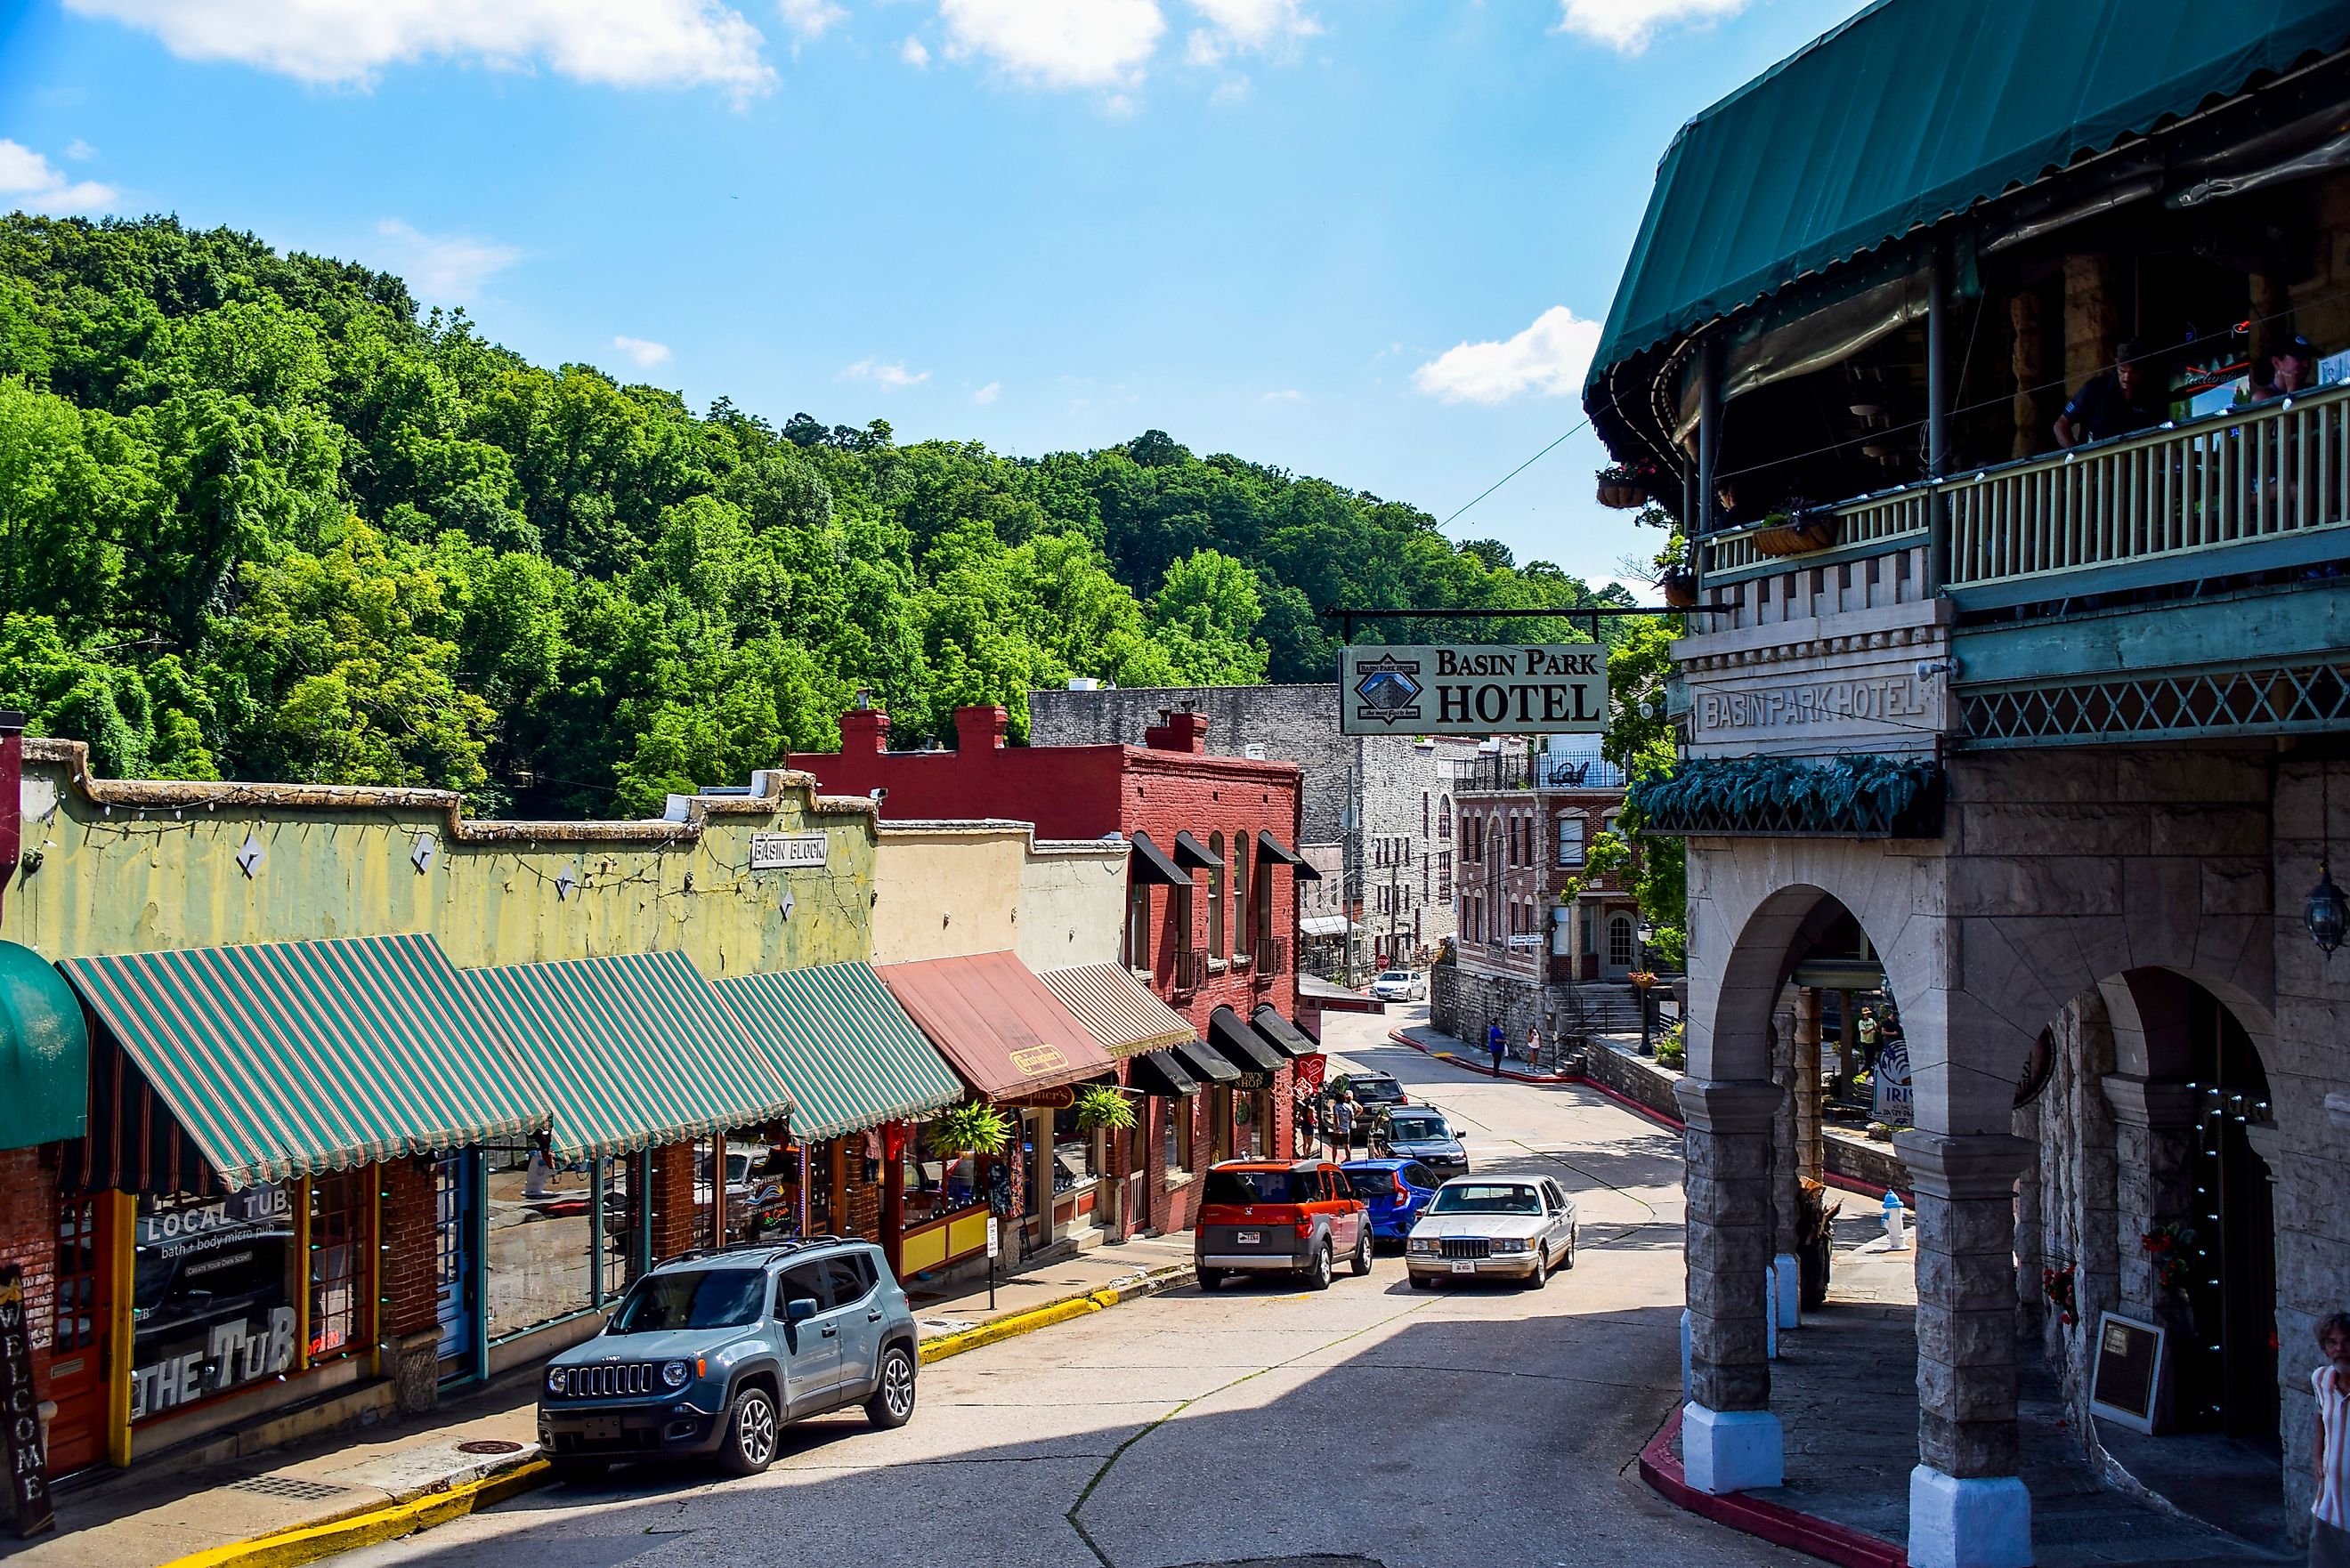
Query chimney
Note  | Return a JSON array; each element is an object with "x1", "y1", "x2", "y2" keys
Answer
[
  {"x1": 0, "y1": 711, "x2": 22, "y2": 929},
  {"x1": 953, "y1": 706, "x2": 1009, "y2": 752},
  {"x1": 840, "y1": 705, "x2": 891, "y2": 756},
  {"x1": 1145, "y1": 707, "x2": 1209, "y2": 755}
]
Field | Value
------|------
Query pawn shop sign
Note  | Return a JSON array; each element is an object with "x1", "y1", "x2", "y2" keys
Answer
[{"x1": 1341, "y1": 644, "x2": 1608, "y2": 737}]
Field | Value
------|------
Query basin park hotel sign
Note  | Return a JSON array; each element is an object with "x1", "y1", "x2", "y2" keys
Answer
[{"x1": 1340, "y1": 644, "x2": 1609, "y2": 737}]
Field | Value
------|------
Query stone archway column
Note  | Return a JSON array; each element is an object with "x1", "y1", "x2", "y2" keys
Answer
[
  {"x1": 1675, "y1": 1077, "x2": 1785, "y2": 1493},
  {"x1": 2103, "y1": 1073, "x2": 2198, "y2": 1422},
  {"x1": 1895, "y1": 1129, "x2": 2036, "y2": 1568},
  {"x1": 1771, "y1": 1006, "x2": 1803, "y2": 1330}
]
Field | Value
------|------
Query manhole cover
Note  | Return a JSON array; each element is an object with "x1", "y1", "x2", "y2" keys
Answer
[
  {"x1": 231, "y1": 1475, "x2": 352, "y2": 1501},
  {"x1": 456, "y1": 1439, "x2": 525, "y2": 1456}
]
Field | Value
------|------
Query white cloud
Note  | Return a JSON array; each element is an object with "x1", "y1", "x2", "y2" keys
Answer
[
  {"x1": 843, "y1": 358, "x2": 930, "y2": 391},
  {"x1": 1412, "y1": 305, "x2": 1600, "y2": 405},
  {"x1": 612, "y1": 335, "x2": 673, "y2": 368},
  {"x1": 901, "y1": 35, "x2": 930, "y2": 66},
  {"x1": 1185, "y1": 0, "x2": 1314, "y2": 64},
  {"x1": 971, "y1": 381, "x2": 1001, "y2": 404},
  {"x1": 937, "y1": 0, "x2": 1163, "y2": 88},
  {"x1": 64, "y1": 139, "x2": 97, "y2": 161},
  {"x1": 1554, "y1": 0, "x2": 1749, "y2": 53},
  {"x1": 777, "y1": 0, "x2": 844, "y2": 40},
  {"x1": 1261, "y1": 388, "x2": 1302, "y2": 402},
  {"x1": 0, "y1": 140, "x2": 118, "y2": 214},
  {"x1": 63, "y1": 0, "x2": 776, "y2": 94},
  {"x1": 373, "y1": 219, "x2": 523, "y2": 303}
]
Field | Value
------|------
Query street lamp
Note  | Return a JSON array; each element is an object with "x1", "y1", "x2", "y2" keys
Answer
[
  {"x1": 2310, "y1": 766, "x2": 2345, "y2": 960},
  {"x1": 1635, "y1": 921, "x2": 1657, "y2": 1055}
]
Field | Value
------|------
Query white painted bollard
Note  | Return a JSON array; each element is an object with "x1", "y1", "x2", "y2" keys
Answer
[{"x1": 1882, "y1": 1190, "x2": 1908, "y2": 1250}]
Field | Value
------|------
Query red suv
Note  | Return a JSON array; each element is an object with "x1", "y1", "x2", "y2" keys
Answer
[{"x1": 1195, "y1": 1160, "x2": 1372, "y2": 1290}]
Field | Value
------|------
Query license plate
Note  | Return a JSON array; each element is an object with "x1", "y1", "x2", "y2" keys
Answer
[
  {"x1": 580, "y1": 1416, "x2": 623, "y2": 1442},
  {"x1": 1236, "y1": 1230, "x2": 1260, "y2": 1245},
  {"x1": 1449, "y1": 1260, "x2": 1476, "y2": 1274}
]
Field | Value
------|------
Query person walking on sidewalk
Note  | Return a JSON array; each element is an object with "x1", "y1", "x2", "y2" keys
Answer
[
  {"x1": 1524, "y1": 1022, "x2": 1543, "y2": 1069},
  {"x1": 2313, "y1": 1311, "x2": 2350, "y2": 1568},
  {"x1": 1330, "y1": 1094, "x2": 1357, "y2": 1157},
  {"x1": 1487, "y1": 1022, "x2": 1506, "y2": 1077}
]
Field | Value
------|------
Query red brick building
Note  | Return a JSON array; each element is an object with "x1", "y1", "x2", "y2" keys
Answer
[{"x1": 793, "y1": 704, "x2": 1314, "y2": 1238}]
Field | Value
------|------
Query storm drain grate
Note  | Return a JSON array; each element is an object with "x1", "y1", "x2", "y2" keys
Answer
[{"x1": 230, "y1": 1475, "x2": 353, "y2": 1502}]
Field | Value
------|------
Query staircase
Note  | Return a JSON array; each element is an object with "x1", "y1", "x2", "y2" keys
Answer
[{"x1": 1556, "y1": 983, "x2": 1652, "y2": 1039}]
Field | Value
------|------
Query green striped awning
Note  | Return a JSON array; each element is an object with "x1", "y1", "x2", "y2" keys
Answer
[
  {"x1": 716, "y1": 964, "x2": 965, "y2": 1142},
  {"x1": 463, "y1": 950, "x2": 793, "y2": 1160},
  {"x1": 59, "y1": 934, "x2": 548, "y2": 1192}
]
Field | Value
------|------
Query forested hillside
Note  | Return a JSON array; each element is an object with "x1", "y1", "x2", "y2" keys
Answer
[{"x1": 0, "y1": 215, "x2": 1625, "y2": 816}]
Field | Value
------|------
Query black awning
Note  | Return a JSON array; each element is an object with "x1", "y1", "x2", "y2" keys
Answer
[
  {"x1": 1171, "y1": 830, "x2": 1220, "y2": 870},
  {"x1": 1172, "y1": 1036, "x2": 1241, "y2": 1085},
  {"x1": 1250, "y1": 1005, "x2": 1317, "y2": 1059},
  {"x1": 1260, "y1": 827, "x2": 1316, "y2": 878},
  {"x1": 1129, "y1": 831, "x2": 1190, "y2": 886},
  {"x1": 1207, "y1": 1006, "x2": 1284, "y2": 1074},
  {"x1": 1127, "y1": 1050, "x2": 1200, "y2": 1098}
]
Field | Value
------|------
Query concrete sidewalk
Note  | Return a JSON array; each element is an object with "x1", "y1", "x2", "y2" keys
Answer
[{"x1": 3, "y1": 1233, "x2": 1194, "y2": 1568}]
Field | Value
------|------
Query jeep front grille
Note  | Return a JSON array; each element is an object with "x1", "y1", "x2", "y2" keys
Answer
[{"x1": 559, "y1": 1362, "x2": 655, "y2": 1399}]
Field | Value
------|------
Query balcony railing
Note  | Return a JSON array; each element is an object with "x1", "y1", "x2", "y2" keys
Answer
[
  {"x1": 1444, "y1": 755, "x2": 1627, "y2": 793},
  {"x1": 1172, "y1": 947, "x2": 1207, "y2": 995},
  {"x1": 1252, "y1": 937, "x2": 1287, "y2": 982},
  {"x1": 1698, "y1": 381, "x2": 2350, "y2": 599}
]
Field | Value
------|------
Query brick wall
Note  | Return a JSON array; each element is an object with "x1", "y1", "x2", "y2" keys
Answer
[
  {"x1": 0, "y1": 1151, "x2": 56, "y2": 1380},
  {"x1": 378, "y1": 1159, "x2": 439, "y2": 1338},
  {"x1": 649, "y1": 1142, "x2": 698, "y2": 1262}
]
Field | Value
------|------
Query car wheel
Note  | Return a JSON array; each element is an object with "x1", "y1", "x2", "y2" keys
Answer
[
  {"x1": 1524, "y1": 1245, "x2": 1551, "y2": 1289},
  {"x1": 1196, "y1": 1267, "x2": 1226, "y2": 1290},
  {"x1": 865, "y1": 1344, "x2": 917, "y2": 1429},
  {"x1": 549, "y1": 1459, "x2": 607, "y2": 1485},
  {"x1": 1349, "y1": 1227, "x2": 1373, "y2": 1277},
  {"x1": 717, "y1": 1383, "x2": 781, "y2": 1477},
  {"x1": 1564, "y1": 1227, "x2": 1577, "y2": 1270},
  {"x1": 1303, "y1": 1240, "x2": 1333, "y2": 1291}
]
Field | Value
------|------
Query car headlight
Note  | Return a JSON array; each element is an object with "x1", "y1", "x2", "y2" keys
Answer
[
  {"x1": 1488, "y1": 1238, "x2": 1529, "y2": 1255},
  {"x1": 545, "y1": 1367, "x2": 568, "y2": 1396},
  {"x1": 660, "y1": 1359, "x2": 693, "y2": 1389},
  {"x1": 1407, "y1": 1237, "x2": 1438, "y2": 1254}
]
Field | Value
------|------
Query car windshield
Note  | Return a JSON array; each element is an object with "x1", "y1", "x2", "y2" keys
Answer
[
  {"x1": 1429, "y1": 1184, "x2": 1541, "y2": 1216},
  {"x1": 1344, "y1": 1169, "x2": 1399, "y2": 1199},
  {"x1": 608, "y1": 1269, "x2": 766, "y2": 1333},
  {"x1": 1377, "y1": 972, "x2": 1410, "y2": 982},
  {"x1": 1352, "y1": 1079, "x2": 1404, "y2": 1103},
  {"x1": 1203, "y1": 1169, "x2": 1316, "y2": 1205},
  {"x1": 1386, "y1": 1115, "x2": 1446, "y2": 1142}
]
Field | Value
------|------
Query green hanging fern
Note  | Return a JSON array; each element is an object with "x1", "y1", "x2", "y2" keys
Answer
[
  {"x1": 1073, "y1": 1084, "x2": 1137, "y2": 1133},
  {"x1": 925, "y1": 1101, "x2": 1011, "y2": 1158}
]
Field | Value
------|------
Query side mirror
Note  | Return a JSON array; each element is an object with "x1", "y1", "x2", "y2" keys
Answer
[{"x1": 786, "y1": 1297, "x2": 818, "y2": 1323}]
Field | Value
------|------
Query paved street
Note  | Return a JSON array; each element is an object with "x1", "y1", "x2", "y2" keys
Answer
[{"x1": 338, "y1": 1007, "x2": 1777, "y2": 1568}]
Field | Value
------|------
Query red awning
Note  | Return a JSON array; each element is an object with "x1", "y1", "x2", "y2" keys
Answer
[{"x1": 876, "y1": 951, "x2": 1119, "y2": 1101}]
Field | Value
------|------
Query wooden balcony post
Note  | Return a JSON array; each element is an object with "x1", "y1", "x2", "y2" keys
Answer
[{"x1": 1927, "y1": 237, "x2": 1952, "y2": 594}]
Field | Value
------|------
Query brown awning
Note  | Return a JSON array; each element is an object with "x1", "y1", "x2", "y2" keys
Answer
[
  {"x1": 1129, "y1": 831, "x2": 1190, "y2": 886},
  {"x1": 877, "y1": 951, "x2": 1119, "y2": 1101},
  {"x1": 1171, "y1": 830, "x2": 1220, "y2": 869}
]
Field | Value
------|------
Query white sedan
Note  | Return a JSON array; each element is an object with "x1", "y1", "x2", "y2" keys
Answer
[
  {"x1": 1405, "y1": 1176, "x2": 1577, "y2": 1288},
  {"x1": 1369, "y1": 969, "x2": 1428, "y2": 1002}
]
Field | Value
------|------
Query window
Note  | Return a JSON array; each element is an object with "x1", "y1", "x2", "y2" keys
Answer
[
  {"x1": 1422, "y1": 853, "x2": 1430, "y2": 900},
  {"x1": 1438, "y1": 795, "x2": 1452, "y2": 839},
  {"x1": 307, "y1": 1169, "x2": 374, "y2": 1363},
  {"x1": 1581, "y1": 907, "x2": 1598, "y2": 957},
  {"x1": 822, "y1": 1255, "x2": 873, "y2": 1307},
  {"x1": 1232, "y1": 833, "x2": 1249, "y2": 957},
  {"x1": 1609, "y1": 914, "x2": 1636, "y2": 968},
  {"x1": 1051, "y1": 1103, "x2": 1099, "y2": 1191},
  {"x1": 1208, "y1": 832, "x2": 1225, "y2": 955},
  {"x1": 1422, "y1": 792, "x2": 1430, "y2": 836},
  {"x1": 483, "y1": 1132, "x2": 606, "y2": 1340},
  {"x1": 130, "y1": 1187, "x2": 296, "y2": 1423},
  {"x1": 1438, "y1": 851, "x2": 1452, "y2": 900},
  {"x1": 772, "y1": 1264, "x2": 826, "y2": 1319},
  {"x1": 1164, "y1": 1100, "x2": 1194, "y2": 1175},
  {"x1": 1557, "y1": 815, "x2": 1585, "y2": 868},
  {"x1": 1128, "y1": 879, "x2": 1151, "y2": 969},
  {"x1": 903, "y1": 1120, "x2": 981, "y2": 1227}
]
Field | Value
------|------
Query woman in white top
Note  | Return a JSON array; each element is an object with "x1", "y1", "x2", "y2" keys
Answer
[{"x1": 2314, "y1": 1310, "x2": 2350, "y2": 1568}]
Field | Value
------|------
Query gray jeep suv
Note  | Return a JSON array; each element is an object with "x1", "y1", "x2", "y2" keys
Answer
[{"x1": 537, "y1": 1236, "x2": 920, "y2": 1480}]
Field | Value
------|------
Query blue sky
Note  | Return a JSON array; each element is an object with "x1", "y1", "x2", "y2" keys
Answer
[{"x1": 0, "y1": 0, "x2": 1860, "y2": 592}]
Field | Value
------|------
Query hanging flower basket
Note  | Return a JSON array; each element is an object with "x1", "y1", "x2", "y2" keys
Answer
[
  {"x1": 1596, "y1": 464, "x2": 1651, "y2": 510},
  {"x1": 1660, "y1": 570, "x2": 1698, "y2": 609},
  {"x1": 1747, "y1": 512, "x2": 1838, "y2": 557}
]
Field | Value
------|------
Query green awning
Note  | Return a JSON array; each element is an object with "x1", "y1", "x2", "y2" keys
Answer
[
  {"x1": 59, "y1": 935, "x2": 547, "y2": 1192},
  {"x1": 0, "y1": 941, "x2": 86, "y2": 1150},
  {"x1": 463, "y1": 950, "x2": 791, "y2": 1160},
  {"x1": 715, "y1": 963, "x2": 965, "y2": 1142},
  {"x1": 1586, "y1": 0, "x2": 2350, "y2": 388}
]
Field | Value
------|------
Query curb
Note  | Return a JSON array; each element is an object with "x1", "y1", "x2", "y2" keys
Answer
[
  {"x1": 1388, "y1": 1027, "x2": 1576, "y2": 1084},
  {"x1": 1638, "y1": 1407, "x2": 1908, "y2": 1568},
  {"x1": 168, "y1": 1261, "x2": 1195, "y2": 1568}
]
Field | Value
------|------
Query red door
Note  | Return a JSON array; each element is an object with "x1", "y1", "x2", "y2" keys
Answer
[{"x1": 45, "y1": 1193, "x2": 110, "y2": 1475}]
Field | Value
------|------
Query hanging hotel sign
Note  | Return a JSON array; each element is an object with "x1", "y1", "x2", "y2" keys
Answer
[
  {"x1": 749, "y1": 832, "x2": 829, "y2": 871},
  {"x1": 1339, "y1": 645, "x2": 1608, "y2": 736}
]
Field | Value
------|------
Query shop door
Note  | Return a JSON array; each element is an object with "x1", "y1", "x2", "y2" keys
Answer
[
  {"x1": 433, "y1": 1157, "x2": 476, "y2": 1371},
  {"x1": 44, "y1": 1193, "x2": 109, "y2": 1475}
]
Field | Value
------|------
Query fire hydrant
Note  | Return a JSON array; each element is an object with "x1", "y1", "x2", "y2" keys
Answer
[{"x1": 1882, "y1": 1190, "x2": 1908, "y2": 1251}]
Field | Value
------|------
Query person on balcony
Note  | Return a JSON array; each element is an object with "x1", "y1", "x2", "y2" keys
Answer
[
  {"x1": 2249, "y1": 335, "x2": 2319, "y2": 403},
  {"x1": 2054, "y1": 339, "x2": 2161, "y2": 448}
]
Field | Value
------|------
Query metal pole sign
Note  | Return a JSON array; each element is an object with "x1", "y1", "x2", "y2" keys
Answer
[
  {"x1": 0, "y1": 1266, "x2": 53, "y2": 1538},
  {"x1": 1339, "y1": 644, "x2": 1608, "y2": 736},
  {"x1": 985, "y1": 1216, "x2": 1000, "y2": 1310}
]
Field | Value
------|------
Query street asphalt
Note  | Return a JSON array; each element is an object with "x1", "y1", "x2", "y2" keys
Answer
[{"x1": 337, "y1": 1006, "x2": 1787, "y2": 1568}]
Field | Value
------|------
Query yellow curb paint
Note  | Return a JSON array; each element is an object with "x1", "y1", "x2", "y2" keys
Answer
[
  {"x1": 165, "y1": 1265, "x2": 1192, "y2": 1568},
  {"x1": 158, "y1": 1459, "x2": 552, "y2": 1568}
]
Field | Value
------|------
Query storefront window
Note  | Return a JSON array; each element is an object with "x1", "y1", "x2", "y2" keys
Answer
[
  {"x1": 1050, "y1": 1106, "x2": 1098, "y2": 1195},
  {"x1": 721, "y1": 1128, "x2": 800, "y2": 1244},
  {"x1": 131, "y1": 1186, "x2": 296, "y2": 1424},
  {"x1": 483, "y1": 1132, "x2": 598, "y2": 1342},
  {"x1": 903, "y1": 1120, "x2": 983, "y2": 1227},
  {"x1": 307, "y1": 1170, "x2": 374, "y2": 1363}
]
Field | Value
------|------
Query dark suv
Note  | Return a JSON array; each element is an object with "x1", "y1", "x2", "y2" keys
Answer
[{"x1": 537, "y1": 1237, "x2": 920, "y2": 1481}]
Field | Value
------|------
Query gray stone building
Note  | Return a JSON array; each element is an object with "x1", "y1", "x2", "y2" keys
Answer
[{"x1": 1027, "y1": 683, "x2": 1479, "y2": 980}]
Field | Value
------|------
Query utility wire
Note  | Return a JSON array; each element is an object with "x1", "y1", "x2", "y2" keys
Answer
[{"x1": 1438, "y1": 417, "x2": 1592, "y2": 529}]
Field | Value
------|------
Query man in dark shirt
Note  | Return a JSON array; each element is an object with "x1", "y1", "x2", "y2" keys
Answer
[{"x1": 2054, "y1": 339, "x2": 2160, "y2": 448}]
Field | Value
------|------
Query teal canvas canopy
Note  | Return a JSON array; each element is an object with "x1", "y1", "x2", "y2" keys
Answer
[
  {"x1": 0, "y1": 942, "x2": 86, "y2": 1150},
  {"x1": 1586, "y1": 0, "x2": 2350, "y2": 391}
]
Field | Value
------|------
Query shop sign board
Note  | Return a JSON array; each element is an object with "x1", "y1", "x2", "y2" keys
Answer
[
  {"x1": 130, "y1": 1185, "x2": 298, "y2": 1422},
  {"x1": 1293, "y1": 1054, "x2": 1327, "y2": 1091},
  {"x1": 985, "y1": 1216, "x2": 1001, "y2": 1260},
  {"x1": 997, "y1": 1086, "x2": 1076, "y2": 1110},
  {"x1": 0, "y1": 1267, "x2": 52, "y2": 1538},
  {"x1": 750, "y1": 832, "x2": 829, "y2": 870},
  {"x1": 1872, "y1": 1039, "x2": 1914, "y2": 1125},
  {"x1": 2089, "y1": 1313, "x2": 2167, "y2": 1434},
  {"x1": 1339, "y1": 645, "x2": 1607, "y2": 736}
]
